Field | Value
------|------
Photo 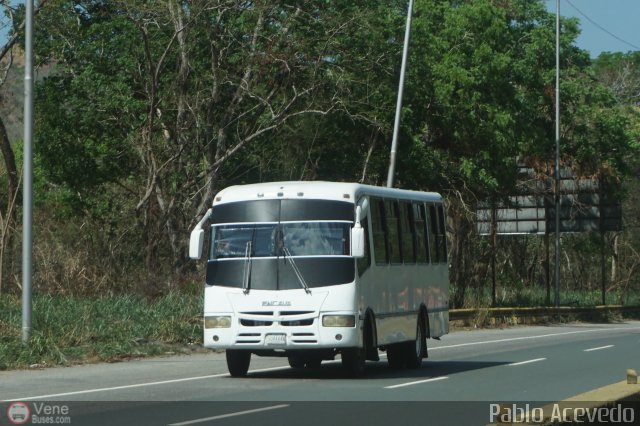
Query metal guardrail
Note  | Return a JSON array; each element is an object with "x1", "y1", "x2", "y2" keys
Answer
[{"x1": 449, "y1": 305, "x2": 640, "y2": 323}]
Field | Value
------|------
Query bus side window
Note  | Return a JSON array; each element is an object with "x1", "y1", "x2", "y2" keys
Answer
[
  {"x1": 371, "y1": 198, "x2": 388, "y2": 265},
  {"x1": 437, "y1": 204, "x2": 447, "y2": 262},
  {"x1": 427, "y1": 204, "x2": 439, "y2": 263},
  {"x1": 413, "y1": 203, "x2": 429, "y2": 264},
  {"x1": 387, "y1": 200, "x2": 402, "y2": 264},
  {"x1": 357, "y1": 217, "x2": 371, "y2": 275},
  {"x1": 401, "y1": 202, "x2": 416, "y2": 264}
]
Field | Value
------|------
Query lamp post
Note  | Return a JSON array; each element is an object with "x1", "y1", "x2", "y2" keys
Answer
[
  {"x1": 22, "y1": 0, "x2": 34, "y2": 344},
  {"x1": 387, "y1": 0, "x2": 414, "y2": 188},
  {"x1": 554, "y1": 0, "x2": 561, "y2": 309}
]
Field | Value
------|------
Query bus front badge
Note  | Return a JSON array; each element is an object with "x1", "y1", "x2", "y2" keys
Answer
[{"x1": 265, "y1": 334, "x2": 287, "y2": 345}]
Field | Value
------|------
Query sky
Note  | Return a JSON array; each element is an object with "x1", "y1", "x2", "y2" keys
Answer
[{"x1": 545, "y1": 0, "x2": 640, "y2": 58}]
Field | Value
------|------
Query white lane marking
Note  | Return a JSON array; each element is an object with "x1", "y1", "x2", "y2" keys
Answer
[
  {"x1": 168, "y1": 404, "x2": 290, "y2": 426},
  {"x1": 584, "y1": 345, "x2": 614, "y2": 352},
  {"x1": 508, "y1": 357, "x2": 546, "y2": 366},
  {"x1": 6, "y1": 326, "x2": 637, "y2": 401},
  {"x1": 430, "y1": 326, "x2": 640, "y2": 351},
  {"x1": 385, "y1": 376, "x2": 448, "y2": 389},
  {"x1": 2, "y1": 365, "x2": 291, "y2": 402}
]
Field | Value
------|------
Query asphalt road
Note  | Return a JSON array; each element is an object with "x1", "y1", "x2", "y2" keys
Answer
[{"x1": 2, "y1": 321, "x2": 639, "y2": 425}]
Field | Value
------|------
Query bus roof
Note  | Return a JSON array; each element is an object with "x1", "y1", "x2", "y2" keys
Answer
[{"x1": 212, "y1": 181, "x2": 443, "y2": 206}]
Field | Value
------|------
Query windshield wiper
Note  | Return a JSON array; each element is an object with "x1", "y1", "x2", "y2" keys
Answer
[
  {"x1": 242, "y1": 240, "x2": 252, "y2": 294},
  {"x1": 283, "y1": 246, "x2": 311, "y2": 294}
]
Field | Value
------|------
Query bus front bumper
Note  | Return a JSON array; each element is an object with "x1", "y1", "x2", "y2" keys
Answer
[{"x1": 203, "y1": 315, "x2": 360, "y2": 350}]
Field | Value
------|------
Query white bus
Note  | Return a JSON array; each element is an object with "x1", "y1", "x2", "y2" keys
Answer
[{"x1": 189, "y1": 181, "x2": 449, "y2": 376}]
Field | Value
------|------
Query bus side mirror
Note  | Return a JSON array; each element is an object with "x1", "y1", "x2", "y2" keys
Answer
[
  {"x1": 189, "y1": 208, "x2": 212, "y2": 260},
  {"x1": 351, "y1": 224, "x2": 365, "y2": 259},
  {"x1": 189, "y1": 229, "x2": 205, "y2": 260}
]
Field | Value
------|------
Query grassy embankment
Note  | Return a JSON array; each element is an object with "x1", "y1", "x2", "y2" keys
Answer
[
  {"x1": 456, "y1": 286, "x2": 640, "y2": 308},
  {"x1": 0, "y1": 293, "x2": 202, "y2": 370}
]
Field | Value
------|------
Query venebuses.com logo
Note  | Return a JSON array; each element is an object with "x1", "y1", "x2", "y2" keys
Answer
[
  {"x1": 6, "y1": 401, "x2": 72, "y2": 425},
  {"x1": 6, "y1": 402, "x2": 30, "y2": 425}
]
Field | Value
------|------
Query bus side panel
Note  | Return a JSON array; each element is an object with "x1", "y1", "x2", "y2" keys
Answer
[
  {"x1": 357, "y1": 195, "x2": 449, "y2": 347},
  {"x1": 358, "y1": 263, "x2": 448, "y2": 345},
  {"x1": 428, "y1": 307, "x2": 449, "y2": 339},
  {"x1": 375, "y1": 314, "x2": 416, "y2": 346},
  {"x1": 424, "y1": 264, "x2": 449, "y2": 339}
]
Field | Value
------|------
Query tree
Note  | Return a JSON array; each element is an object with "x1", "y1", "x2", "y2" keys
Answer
[
  {"x1": 592, "y1": 51, "x2": 640, "y2": 107},
  {"x1": 31, "y1": 0, "x2": 407, "y2": 291},
  {"x1": 591, "y1": 51, "x2": 640, "y2": 302},
  {"x1": 9, "y1": 0, "x2": 637, "y2": 301},
  {"x1": 391, "y1": 0, "x2": 636, "y2": 306},
  {"x1": 0, "y1": 0, "x2": 51, "y2": 294}
]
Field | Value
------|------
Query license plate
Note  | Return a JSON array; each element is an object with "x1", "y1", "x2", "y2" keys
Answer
[{"x1": 265, "y1": 333, "x2": 286, "y2": 345}]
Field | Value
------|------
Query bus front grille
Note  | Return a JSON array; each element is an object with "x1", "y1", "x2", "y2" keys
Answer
[
  {"x1": 291, "y1": 332, "x2": 317, "y2": 344},
  {"x1": 281, "y1": 319, "x2": 314, "y2": 326},
  {"x1": 238, "y1": 310, "x2": 316, "y2": 327},
  {"x1": 236, "y1": 332, "x2": 261, "y2": 344},
  {"x1": 240, "y1": 319, "x2": 274, "y2": 326}
]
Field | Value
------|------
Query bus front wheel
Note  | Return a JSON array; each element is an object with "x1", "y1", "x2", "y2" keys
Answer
[
  {"x1": 341, "y1": 346, "x2": 366, "y2": 377},
  {"x1": 226, "y1": 349, "x2": 251, "y2": 377},
  {"x1": 342, "y1": 320, "x2": 371, "y2": 377}
]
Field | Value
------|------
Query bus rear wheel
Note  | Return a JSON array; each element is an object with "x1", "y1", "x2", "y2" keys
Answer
[
  {"x1": 386, "y1": 317, "x2": 426, "y2": 369},
  {"x1": 288, "y1": 356, "x2": 306, "y2": 369},
  {"x1": 405, "y1": 317, "x2": 426, "y2": 369},
  {"x1": 305, "y1": 356, "x2": 322, "y2": 369},
  {"x1": 226, "y1": 349, "x2": 251, "y2": 377},
  {"x1": 288, "y1": 355, "x2": 322, "y2": 369}
]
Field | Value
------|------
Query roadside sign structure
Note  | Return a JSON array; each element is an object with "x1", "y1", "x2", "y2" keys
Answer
[
  {"x1": 476, "y1": 163, "x2": 622, "y2": 306},
  {"x1": 477, "y1": 165, "x2": 622, "y2": 236}
]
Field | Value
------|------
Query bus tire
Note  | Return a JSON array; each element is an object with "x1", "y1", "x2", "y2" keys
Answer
[
  {"x1": 386, "y1": 343, "x2": 406, "y2": 369},
  {"x1": 288, "y1": 356, "x2": 306, "y2": 369},
  {"x1": 342, "y1": 347, "x2": 366, "y2": 377},
  {"x1": 305, "y1": 356, "x2": 322, "y2": 369},
  {"x1": 405, "y1": 316, "x2": 426, "y2": 369},
  {"x1": 288, "y1": 355, "x2": 322, "y2": 369},
  {"x1": 226, "y1": 349, "x2": 251, "y2": 377},
  {"x1": 342, "y1": 320, "x2": 370, "y2": 377}
]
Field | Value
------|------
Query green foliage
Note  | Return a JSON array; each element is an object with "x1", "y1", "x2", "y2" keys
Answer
[
  {"x1": 0, "y1": 0, "x2": 637, "y2": 309},
  {"x1": 33, "y1": 2, "x2": 145, "y2": 203},
  {"x1": 592, "y1": 51, "x2": 640, "y2": 106},
  {"x1": 399, "y1": 0, "x2": 622, "y2": 196}
]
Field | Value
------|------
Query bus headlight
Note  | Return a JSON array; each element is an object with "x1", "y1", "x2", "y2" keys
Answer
[
  {"x1": 204, "y1": 316, "x2": 232, "y2": 328},
  {"x1": 322, "y1": 315, "x2": 355, "y2": 327}
]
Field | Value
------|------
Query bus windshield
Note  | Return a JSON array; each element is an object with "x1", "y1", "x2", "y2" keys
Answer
[{"x1": 211, "y1": 222, "x2": 350, "y2": 260}]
